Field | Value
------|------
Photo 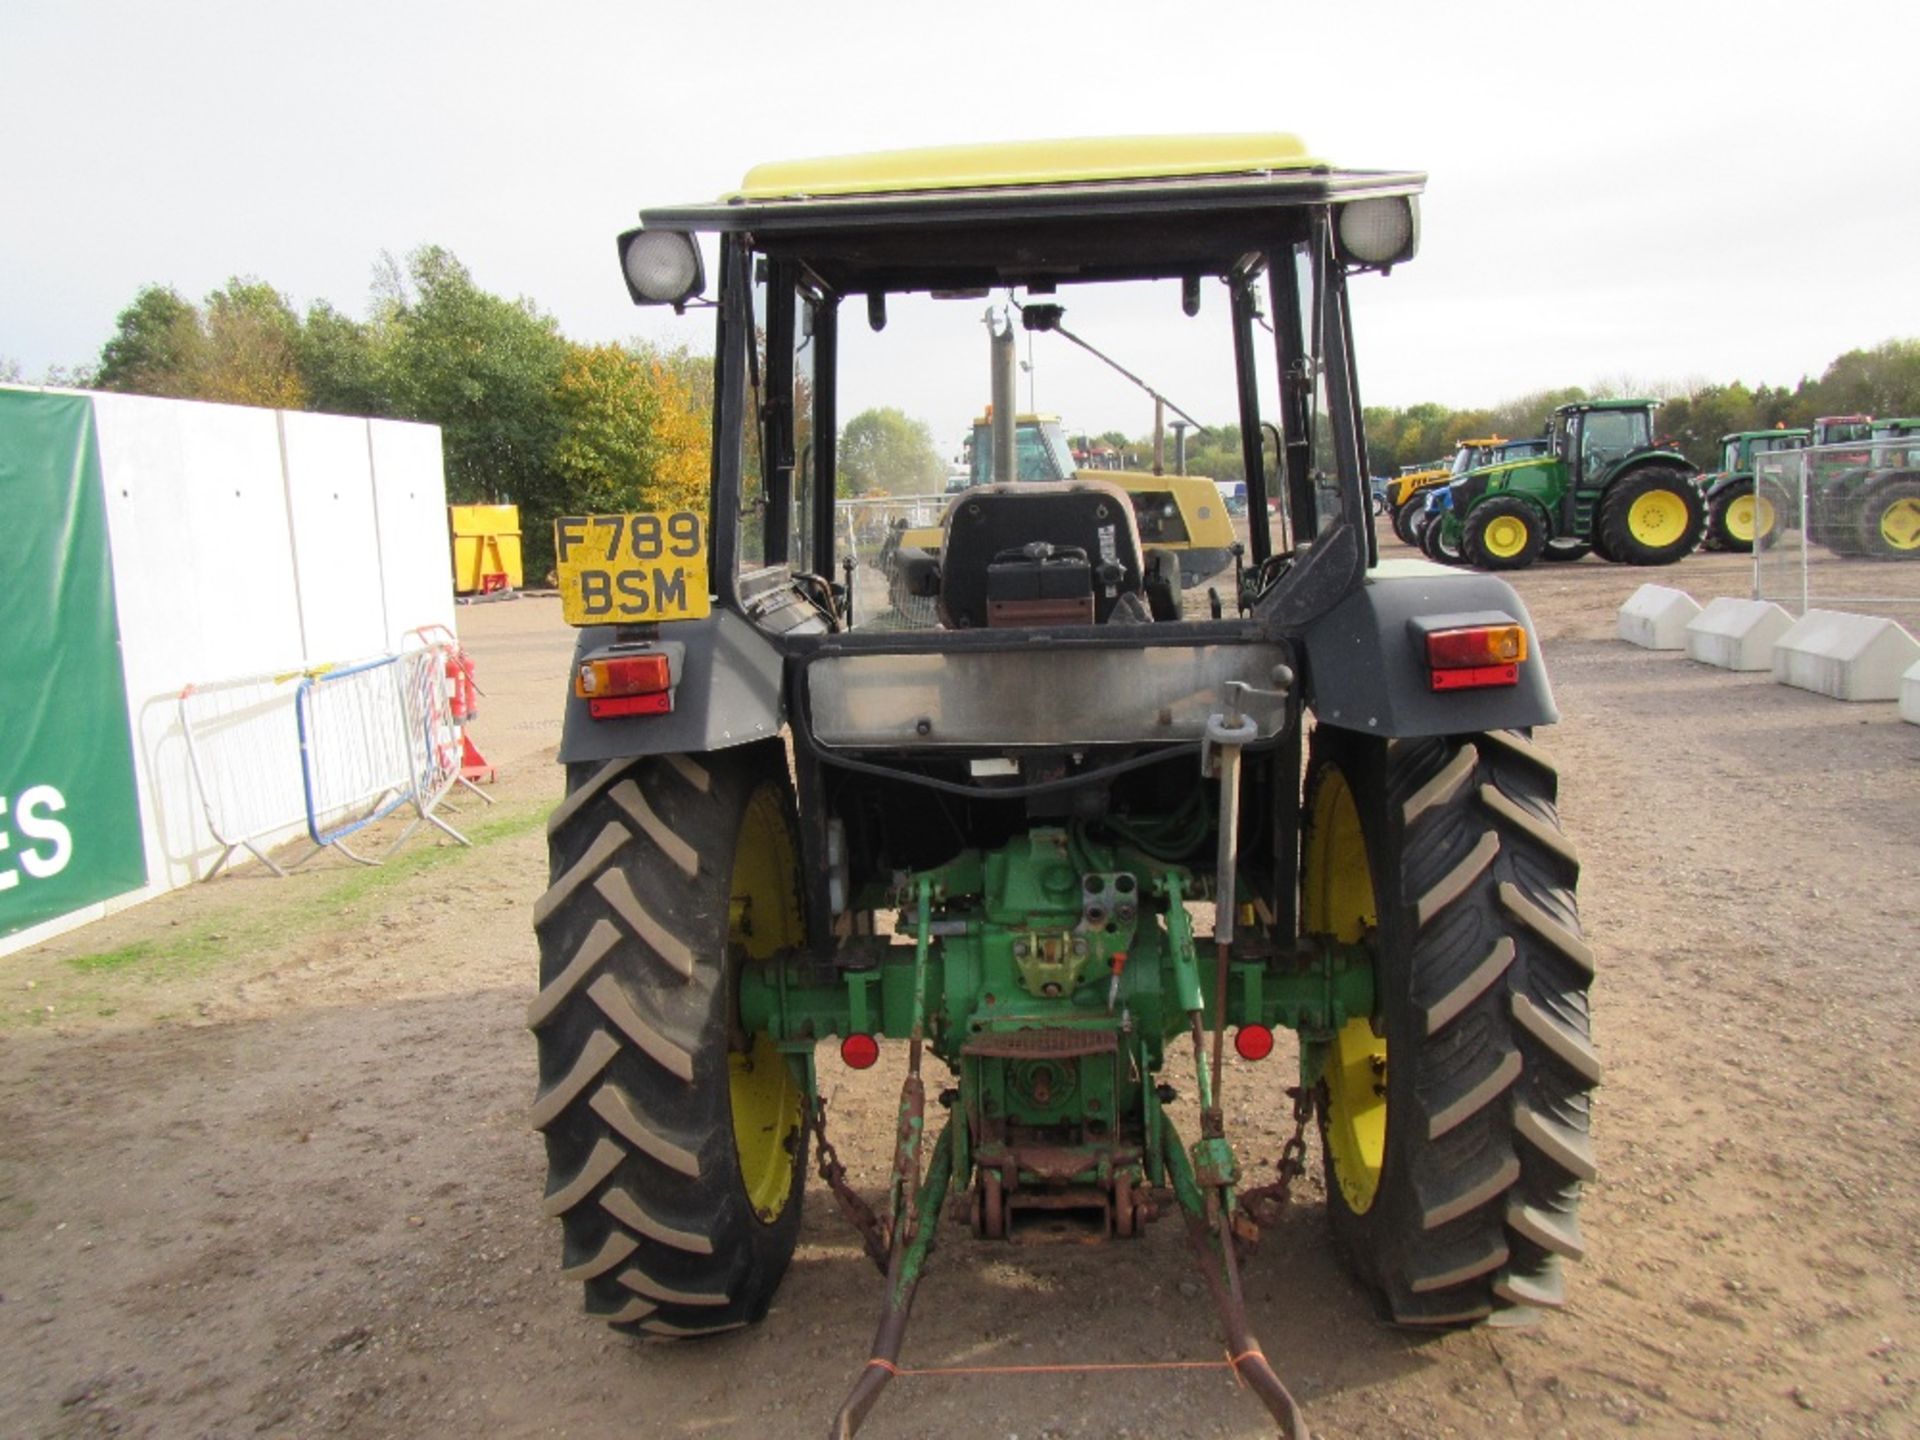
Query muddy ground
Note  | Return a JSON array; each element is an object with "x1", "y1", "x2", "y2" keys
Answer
[{"x1": 2, "y1": 541, "x2": 1917, "y2": 1439}]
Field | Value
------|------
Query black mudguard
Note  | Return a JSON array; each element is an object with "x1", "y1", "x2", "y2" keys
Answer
[
  {"x1": 1702, "y1": 472, "x2": 1748, "y2": 505},
  {"x1": 1297, "y1": 559, "x2": 1559, "y2": 738},
  {"x1": 557, "y1": 609, "x2": 785, "y2": 765}
]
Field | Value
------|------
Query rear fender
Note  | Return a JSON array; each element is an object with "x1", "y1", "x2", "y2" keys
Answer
[
  {"x1": 1600, "y1": 450, "x2": 1696, "y2": 492},
  {"x1": 1702, "y1": 471, "x2": 1749, "y2": 504},
  {"x1": 1297, "y1": 560, "x2": 1558, "y2": 738},
  {"x1": 558, "y1": 609, "x2": 785, "y2": 764}
]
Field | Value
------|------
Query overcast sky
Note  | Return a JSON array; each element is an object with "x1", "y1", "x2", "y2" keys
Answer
[{"x1": 5, "y1": 0, "x2": 1915, "y2": 447}]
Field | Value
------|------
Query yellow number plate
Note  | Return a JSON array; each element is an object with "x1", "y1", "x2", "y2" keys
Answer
[{"x1": 554, "y1": 512, "x2": 711, "y2": 626}]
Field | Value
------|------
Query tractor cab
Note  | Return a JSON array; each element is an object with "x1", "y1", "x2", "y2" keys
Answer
[
  {"x1": 964, "y1": 412, "x2": 1076, "y2": 483},
  {"x1": 1448, "y1": 436, "x2": 1509, "y2": 476},
  {"x1": 1813, "y1": 414, "x2": 1873, "y2": 450},
  {"x1": 1717, "y1": 427, "x2": 1810, "y2": 475},
  {"x1": 1869, "y1": 417, "x2": 1920, "y2": 470},
  {"x1": 1551, "y1": 400, "x2": 1655, "y2": 489}
]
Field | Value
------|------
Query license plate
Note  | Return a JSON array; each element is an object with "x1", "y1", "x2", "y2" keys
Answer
[{"x1": 554, "y1": 512, "x2": 710, "y2": 626}]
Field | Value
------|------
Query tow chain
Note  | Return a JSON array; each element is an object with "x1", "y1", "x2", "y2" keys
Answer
[
  {"x1": 1235, "y1": 1085, "x2": 1316, "y2": 1232},
  {"x1": 808, "y1": 1093, "x2": 892, "y2": 1274}
]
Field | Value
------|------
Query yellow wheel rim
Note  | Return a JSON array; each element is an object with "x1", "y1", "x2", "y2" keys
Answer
[
  {"x1": 1880, "y1": 498, "x2": 1920, "y2": 551},
  {"x1": 1482, "y1": 514, "x2": 1530, "y2": 559},
  {"x1": 1726, "y1": 494, "x2": 1755, "y2": 543},
  {"x1": 1727, "y1": 493, "x2": 1774, "y2": 544},
  {"x1": 1303, "y1": 768, "x2": 1386, "y2": 1214},
  {"x1": 728, "y1": 784, "x2": 805, "y2": 1223},
  {"x1": 1627, "y1": 489, "x2": 1689, "y2": 546}
]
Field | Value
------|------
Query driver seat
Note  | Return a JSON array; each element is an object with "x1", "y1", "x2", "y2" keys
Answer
[{"x1": 936, "y1": 480, "x2": 1148, "y2": 628}]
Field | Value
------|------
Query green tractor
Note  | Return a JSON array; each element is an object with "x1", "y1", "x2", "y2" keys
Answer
[
  {"x1": 1806, "y1": 417, "x2": 1920, "y2": 559},
  {"x1": 1700, "y1": 428, "x2": 1810, "y2": 553},
  {"x1": 535, "y1": 135, "x2": 1594, "y2": 1439},
  {"x1": 1430, "y1": 399, "x2": 1703, "y2": 571}
]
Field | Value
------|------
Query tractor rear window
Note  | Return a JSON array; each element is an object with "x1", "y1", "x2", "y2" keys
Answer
[{"x1": 724, "y1": 229, "x2": 1365, "y2": 637}]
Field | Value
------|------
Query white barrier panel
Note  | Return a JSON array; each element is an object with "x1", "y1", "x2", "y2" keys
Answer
[
  {"x1": 1902, "y1": 659, "x2": 1920, "y2": 726},
  {"x1": 1685, "y1": 597, "x2": 1796, "y2": 672},
  {"x1": 370, "y1": 422, "x2": 456, "y2": 650},
  {"x1": 1771, "y1": 609, "x2": 1920, "y2": 702},
  {"x1": 1617, "y1": 584, "x2": 1701, "y2": 650},
  {"x1": 282, "y1": 410, "x2": 388, "y2": 664},
  {"x1": 91, "y1": 394, "x2": 312, "y2": 893}
]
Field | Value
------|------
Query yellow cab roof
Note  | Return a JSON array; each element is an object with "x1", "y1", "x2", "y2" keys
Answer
[{"x1": 730, "y1": 134, "x2": 1321, "y2": 201}]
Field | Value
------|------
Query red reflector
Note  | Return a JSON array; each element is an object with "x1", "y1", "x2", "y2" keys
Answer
[
  {"x1": 840, "y1": 1033, "x2": 880, "y2": 1070},
  {"x1": 1431, "y1": 664, "x2": 1519, "y2": 691},
  {"x1": 589, "y1": 691, "x2": 673, "y2": 718},
  {"x1": 1233, "y1": 1024, "x2": 1274, "y2": 1062},
  {"x1": 1426, "y1": 625, "x2": 1528, "y2": 669}
]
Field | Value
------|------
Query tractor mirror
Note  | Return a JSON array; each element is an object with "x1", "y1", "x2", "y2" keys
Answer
[{"x1": 617, "y1": 228, "x2": 705, "y2": 308}]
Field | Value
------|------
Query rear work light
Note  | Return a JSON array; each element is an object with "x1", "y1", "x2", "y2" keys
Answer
[
  {"x1": 575, "y1": 645, "x2": 675, "y2": 717},
  {"x1": 1424, "y1": 622, "x2": 1528, "y2": 691}
]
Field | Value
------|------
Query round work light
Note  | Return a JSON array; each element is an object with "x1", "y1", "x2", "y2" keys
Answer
[
  {"x1": 1335, "y1": 198, "x2": 1417, "y2": 267},
  {"x1": 619, "y1": 229, "x2": 704, "y2": 305}
]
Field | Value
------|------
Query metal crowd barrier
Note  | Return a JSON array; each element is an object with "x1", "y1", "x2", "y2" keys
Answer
[
  {"x1": 177, "y1": 670, "x2": 318, "y2": 878},
  {"x1": 179, "y1": 639, "x2": 481, "y2": 876},
  {"x1": 295, "y1": 647, "x2": 472, "y2": 865}
]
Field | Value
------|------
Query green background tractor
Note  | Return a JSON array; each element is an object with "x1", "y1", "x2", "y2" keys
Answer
[
  {"x1": 1433, "y1": 399, "x2": 1703, "y2": 571},
  {"x1": 533, "y1": 135, "x2": 1594, "y2": 1438},
  {"x1": 1700, "y1": 427, "x2": 1809, "y2": 553},
  {"x1": 1807, "y1": 417, "x2": 1920, "y2": 558}
]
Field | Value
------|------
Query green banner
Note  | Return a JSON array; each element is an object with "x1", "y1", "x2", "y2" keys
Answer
[{"x1": 1, "y1": 390, "x2": 147, "y2": 939}]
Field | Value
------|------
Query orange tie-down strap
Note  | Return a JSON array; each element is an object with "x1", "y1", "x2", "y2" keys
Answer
[{"x1": 862, "y1": 1348, "x2": 1267, "y2": 1389}]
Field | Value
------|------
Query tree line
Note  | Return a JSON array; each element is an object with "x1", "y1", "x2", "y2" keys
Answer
[
  {"x1": 9, "y1": 259, "x2": 1915, "y2": 563},
  {"x1": 16, "y1": 248, "x2": 710, "y2": 578}
]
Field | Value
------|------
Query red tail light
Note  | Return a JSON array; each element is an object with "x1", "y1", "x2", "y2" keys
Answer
[
  {"x1": 1234, "y1": 1024, "x2": 1275, "y2": 1061},
  {"x1": 1425, "y1": 623, "x2": 1527, "y2": 691},
  {"x1": 576, "y1": 648, "x2": 674, "y2": 717}
]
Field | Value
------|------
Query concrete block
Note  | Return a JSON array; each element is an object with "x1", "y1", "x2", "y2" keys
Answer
[
  {"x1": 1685, "y1": 597, "x2": 1796, "y2": 672},
  {"x1": 1901, "y1": 658, "x2": 1920, "y2": 726},
  {"x1": 1770, "y1": 608, "x2": 1920, "y2": 702},
  {"x1": 1617, "y1": 584, "x2": 1701, "y2": 650}
]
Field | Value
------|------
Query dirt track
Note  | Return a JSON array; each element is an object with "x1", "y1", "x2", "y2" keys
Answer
[{"x1": 2, "y1": 543, "x2": 1917, "y2": 1439}]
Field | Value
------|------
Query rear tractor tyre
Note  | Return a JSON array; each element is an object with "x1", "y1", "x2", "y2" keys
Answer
[
  {"x1": 1419, "y1": 513, "x2": 1463, "y2": 565},
  {"x1": 1302, "y1": 727, "x2": 1596, "y2": 1328},
  {"x1": 1860, "y1": 480, "x2": 1920, "y2": 560},
  {"x1": 1462, "y1": 498, "x2": 1547, "y2": 571},
  {"x1": 1705, "y1": 481, "x2": 1778, "y2": 554},
  {"x1": 1392, "y1": 500, "x2": 1422, "y2": 548},
  {"x1": 1596, "y1": 467, "x2": 1705, "y2": 565},
  {"x1": 530, "y1": 744, "x2": 809, "y2": 1337}
]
